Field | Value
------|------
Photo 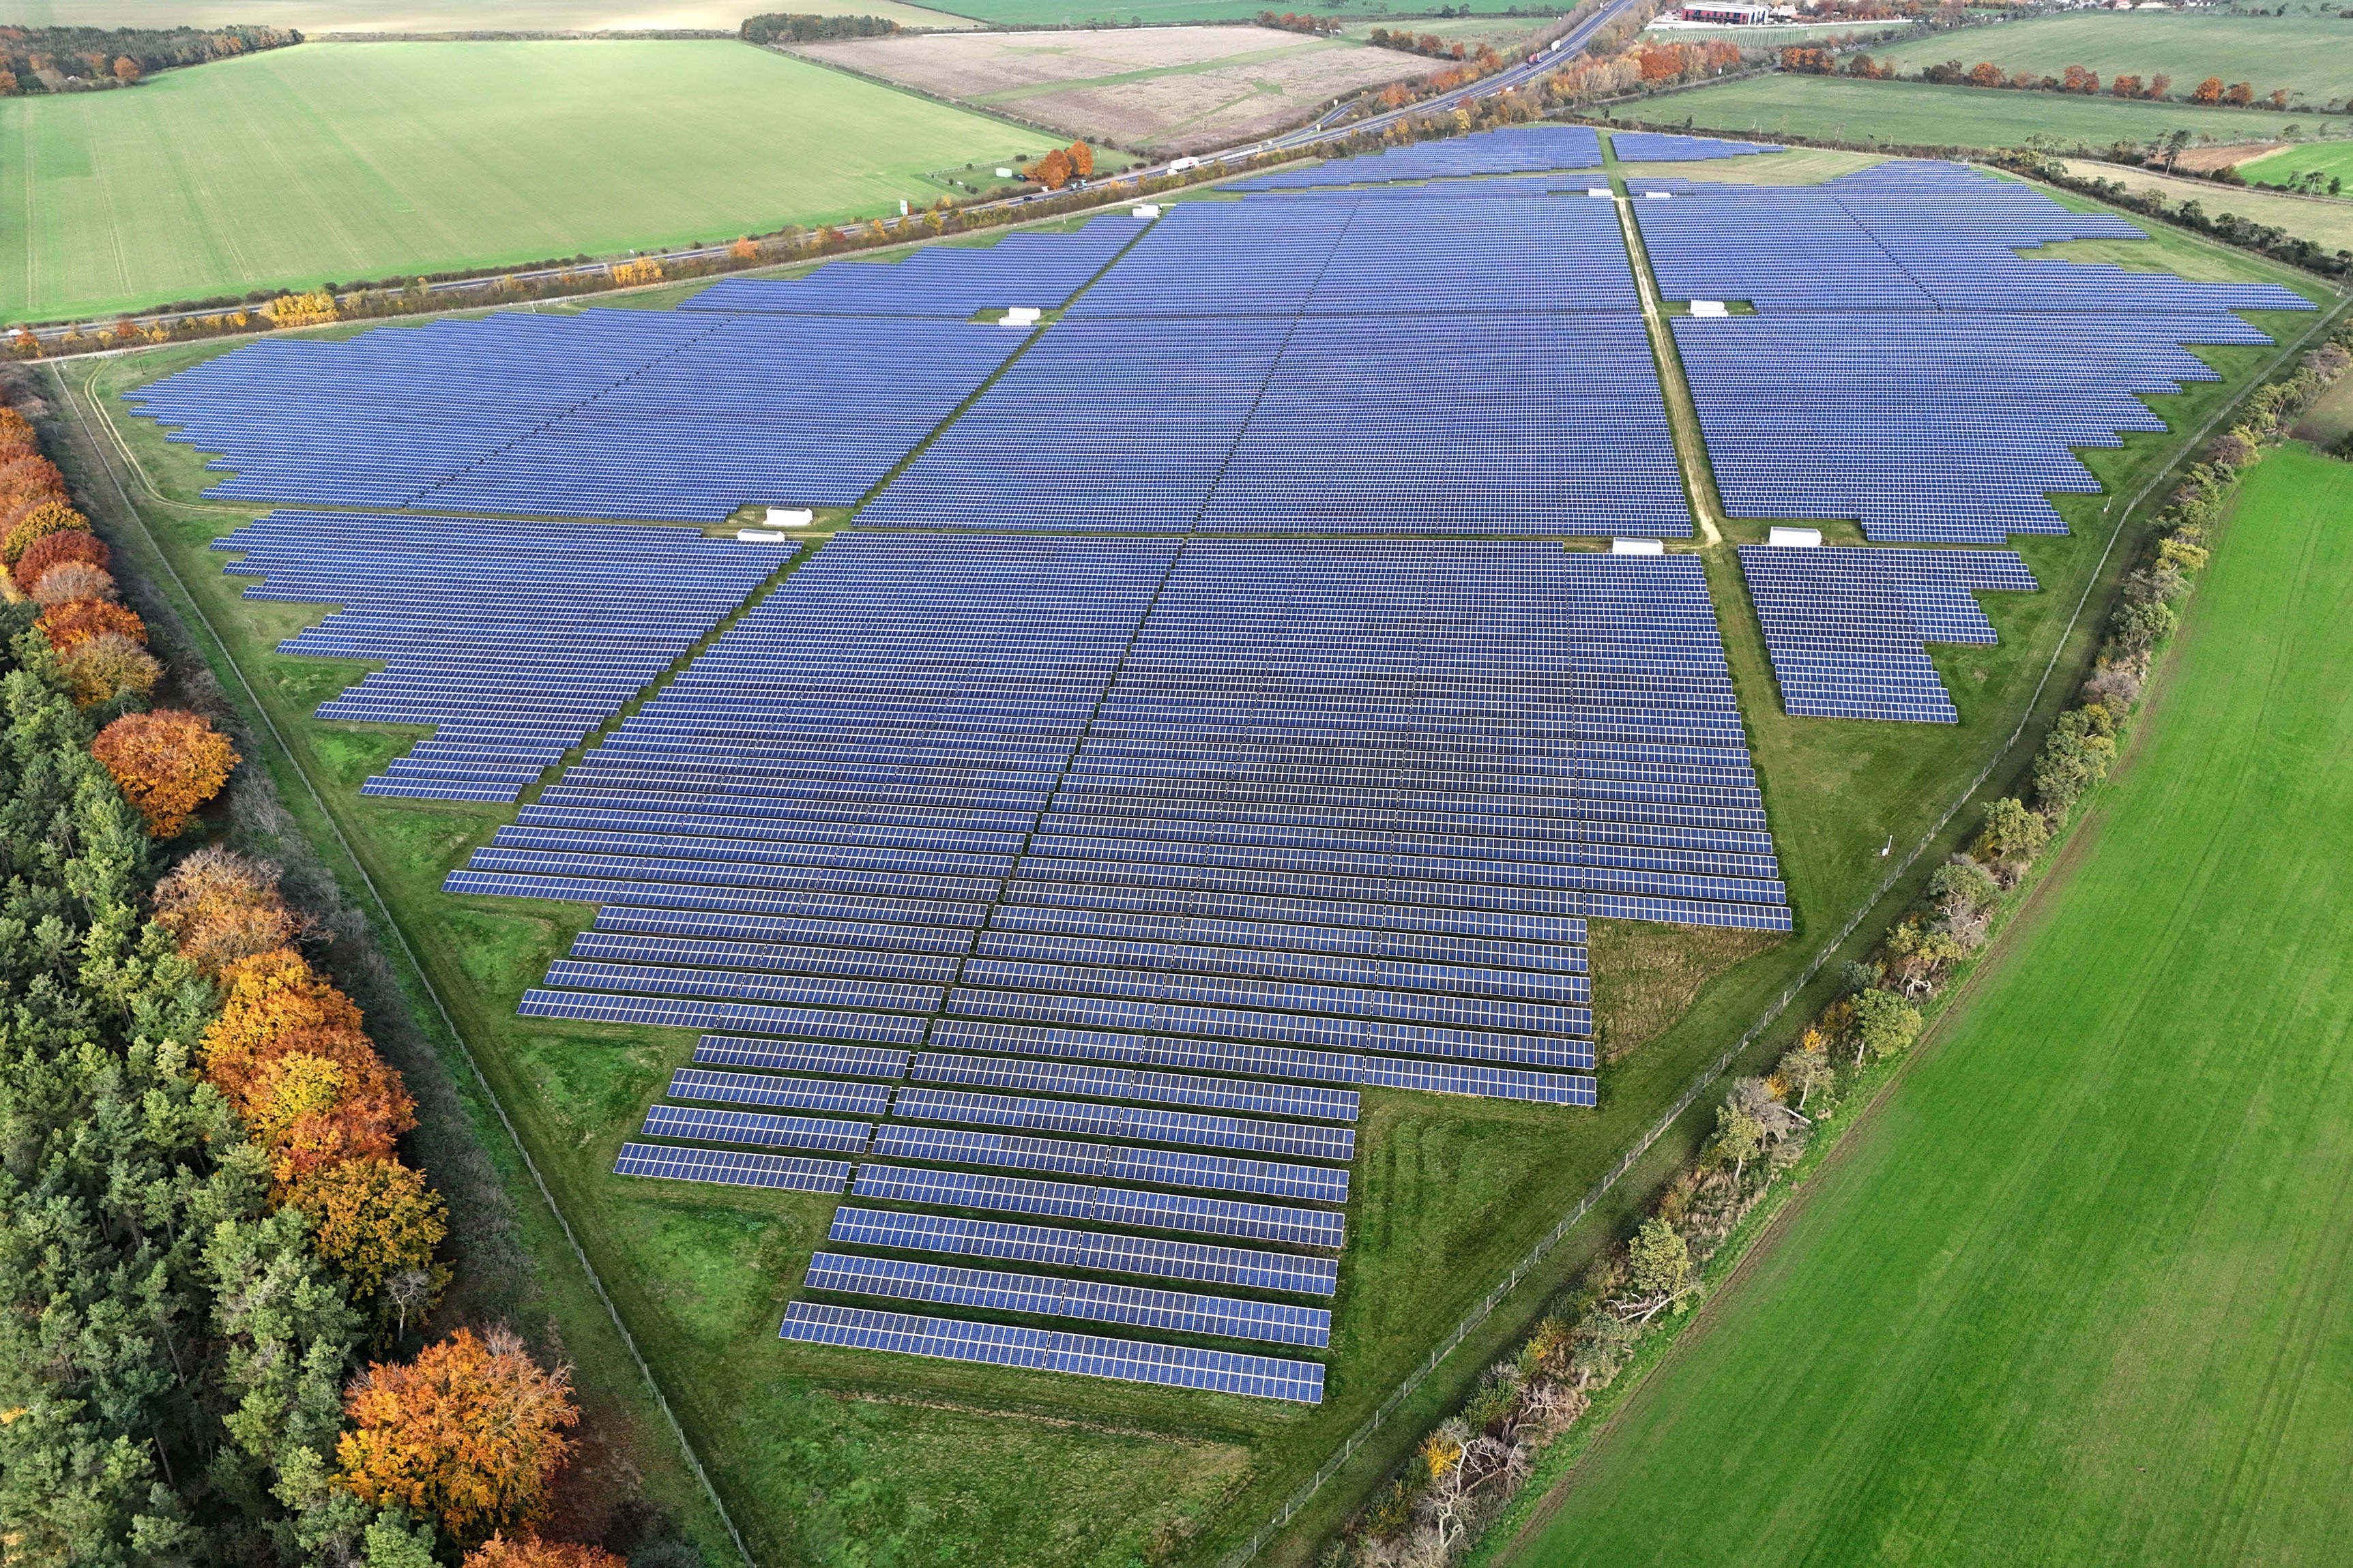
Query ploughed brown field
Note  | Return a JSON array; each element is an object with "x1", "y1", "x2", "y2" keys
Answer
[{"x1": 794, "y1": 25, "x2": 1429, "y2": 153}]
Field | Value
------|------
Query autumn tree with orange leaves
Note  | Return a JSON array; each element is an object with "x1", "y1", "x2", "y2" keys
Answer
[
  {"x1": 465, "y1": 1535, "x2": 625, "y2": 1568},
  {"x1": 91, "y1": 708, "x2": 236, "y2": 835},
  {"x1": 199, "y1": 944, "x2": 416, "y2": 1183},
  {"x1": 154, "y1": 844, "x2": 304, "y2": 972},
  {"x1": 1029, "y1": 147, "x2": 1074, "y2": 190},
  {"x1": 338, "y1": 1327, "x2": 580, "y2": 1546},
  {"x1": 36, "y1": 595, "x2": 144, "y2": 651}
]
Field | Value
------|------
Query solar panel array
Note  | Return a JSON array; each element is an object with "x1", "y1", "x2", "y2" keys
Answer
[
  {"x1": 210, "y1": 510, "x2": 792, "y2": 800},
  {"x1": 1226, "y1": 123, "x2": 1602, "y2": 190},
  {"x1": 440, "y1": 531, "x2": 1789, "y2": 1395},
  {"x1": 159, "y1": 147, "x2": 2301, "y2": 1398},
  {"x1": 1641, "y1": 160, "x2": 2312, "y2": 543},
  {"x1": 859, "y1": 192, "x2": 1687, "y2": 535},
  {"x1": 1738, "y1": 545, "x2": 2039, "y2": 722},
  {"x1": 678, "y1": 213, "x2": 1144, "y2": 316},
  {"x1": 1608, "y1": 131, "x2": 1784, "y2": 162},
  {"x1": 126, "y1": 312, "x2": 1025, "y2": 521}
]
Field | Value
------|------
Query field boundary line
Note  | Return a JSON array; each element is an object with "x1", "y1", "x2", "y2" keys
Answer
[
  {"x1": 52, "y1": 361, "x2": 762, "y2": 1568},
  {"x1": 1217, "y1": 251, "x2": 2352, "y2": 1568}
]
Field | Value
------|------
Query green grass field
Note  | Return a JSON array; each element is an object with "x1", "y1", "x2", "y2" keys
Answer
[
  {"x1": 1870, "y1": 11, "x2": 2353, "y2": 104},
  {"x1": 2, "y1": 40, "x2": 1040, "y2": 323},
  {"x1": 2057, "y1": 158, "x2": 2353, "y2": 252},
  {"x1": 1633, "y1": 74, "x2": 2295, "y2": 151},
  {"x1": 53, "y1": 187, "x2": 2337, "y2": 1566},
  {"x1": 2240, "y1": 140, "x2": 2353, "y2": 192},
  {"x1": 9, "y1": 1, "x2": 977, "y2": 31},
  {"x1": 1501, "y1": 443, "x2": 2353, "y2": 1568}
]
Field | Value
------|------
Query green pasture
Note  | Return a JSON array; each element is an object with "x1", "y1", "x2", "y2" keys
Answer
[
  {"x1": 1867, "y1": 10, "x2": 2353, "y2": 104},
  {"x1": 1504, "y1": 443, "x2": 2353, "y2": 1568},
  {"x1": 55, "y1": 190, "x2": 2337, "y2": 1566},
  {"x1": 1, "y1": 39, "x2": 1039, "y2": 323},
  {"x1": 1631, "y1": 74, "x2": 2296, "y2": 151},
  {"x1": 2240, "y1": 138, "x2": 2353, "y2": 191}
]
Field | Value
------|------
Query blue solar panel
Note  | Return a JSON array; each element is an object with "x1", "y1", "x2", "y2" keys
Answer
[
  {"x1": 664, "y1": 1067, "x2": 893, "y2": 1116},
  {"x1": 127, "y1": 312, "x2": 1027, "y2": 521},
  {"x1": 1225, "y1": 124, "x2": 1603, "y2": 190},
  {"x1": 804, "y1": 1250, "x2": 1330, "y2": 1346},
  {"x1": 1738, "y1": 544, "x2": 2040, "y2": 722},
  {"x1": 780, "y1": 1301, "x2": 1324, "y2": 1402},
  {"x1": 828, "y1": 1205, "x2": 1338, "y2": 1295},
  {"x1": 869, "y1": 1123, "x2": 1349, "y2": 1203},
  {"x1": 196, "y1": 511, "x2": 790, "y2": 799},
  {"x1": 639, "y1": 1103, "x2": 873, "y2": 1154},
  {"x1": 682, "y1": 213, "x2": 1145, "y2": 317},
  {"x1": 1609, "y1": 131, "x2": 1783, "y2": 162},
  {"x1": 611, "y1": 1142, "x2": 848, "y2": 1192},
  {"x1": 850, "y1": 1162, "x2": 1345, "y2": 1249}
]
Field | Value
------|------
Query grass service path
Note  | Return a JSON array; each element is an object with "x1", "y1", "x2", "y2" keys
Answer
[
  {"x1": 3, "y1": 39, "x2": 1038, "y2": 323},
  {"x1": 1503, "y1": 443, "x2": 2353, "y2": 1568}
]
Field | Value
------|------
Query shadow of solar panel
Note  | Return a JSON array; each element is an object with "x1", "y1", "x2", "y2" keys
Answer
[
  {"x1": 611, "y1": 1142, "x2": 848, "y2": 1192},
  {"x1": 804, "y1": 1251, "x2": 1331, "y2": 1346},
  {"x1": 827, "y1": 1205, "x2": 1338, "y2": 1295},
  {"x1": 779, "y1": 1301, "x2": 1324, "y2": 1402}
]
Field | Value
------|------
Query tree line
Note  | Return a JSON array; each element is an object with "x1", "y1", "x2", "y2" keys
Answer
[
  {"x1": 1780, "y1": 43, "x2": 2313, "y2": 113},
  {"x1": 738, "y1": 13, "x2": 902, "y2": 44},
  {"x1": 0, "y1": 378, "x2": 692, "y2": 1567},
  {"x1": 0, "y1": 25, "x2": 298, "y2": 95},
  {"x1": 1319, "y1": 310, "x2": 2353, "y2": 1568}
]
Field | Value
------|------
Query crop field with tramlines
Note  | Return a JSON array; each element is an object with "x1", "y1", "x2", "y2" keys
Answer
[
  {"x1": 50, "y1": 118, "x2": 2344, "y2": 1568},
  {"x1": 1492, "y1": 444, "x2": 2353, "y2": 1568},
  {"x1": 3, "y1": 39, "x2": 1036, "y2": 322}
]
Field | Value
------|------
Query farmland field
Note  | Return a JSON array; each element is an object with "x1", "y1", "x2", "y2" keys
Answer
[
  {"x1": 1499, "y1": 444, "x2": 2353, "y2": 1568},
  {"x1": 8, "y1": 0, "x2": 978, "y2": 26},
  {"x1": 2239, "y1": 140, "x2": 2353, "y2": 192},
  {"x1": 1632, "y1": 74, "x2": 2294, "y2": 151},
  {"x1": 795, "y1": 25, "x2": 1421, "y2": 152},
  {"x1": 2056, "y1": 158, "x2": 2353, "y2": 252},
  {"x1": 1867, "y1": 11, "x2": 2353, "y2": 106},
  {"x1": 1, "y1": 40, "x2": 1038, "y2": 322}
]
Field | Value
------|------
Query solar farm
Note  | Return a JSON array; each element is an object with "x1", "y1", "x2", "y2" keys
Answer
[{"x1": 102, "y1": 122, "x2": 2329, "y2": 1559}]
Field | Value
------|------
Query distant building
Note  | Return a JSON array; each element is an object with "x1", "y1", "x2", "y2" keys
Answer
[{"x1": 1680, "y1": 2, "x2": 1773, "y2": 21}]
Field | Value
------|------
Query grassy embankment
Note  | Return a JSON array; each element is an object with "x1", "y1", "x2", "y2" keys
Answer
[
  {"x1": 1, "y1": 39, "x2": 1041, "y2": 323},
  {"x1": 51, "y1": 210, "x2": 2336, "y2": 1566},
  {"x1": 1502, "y1": 441, "x2": 2353, "y2": 1568}
]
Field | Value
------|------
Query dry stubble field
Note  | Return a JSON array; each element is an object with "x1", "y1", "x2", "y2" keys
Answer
[{"x1": 795, "y1": 25, "x2": 1422, "y2": 151}]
